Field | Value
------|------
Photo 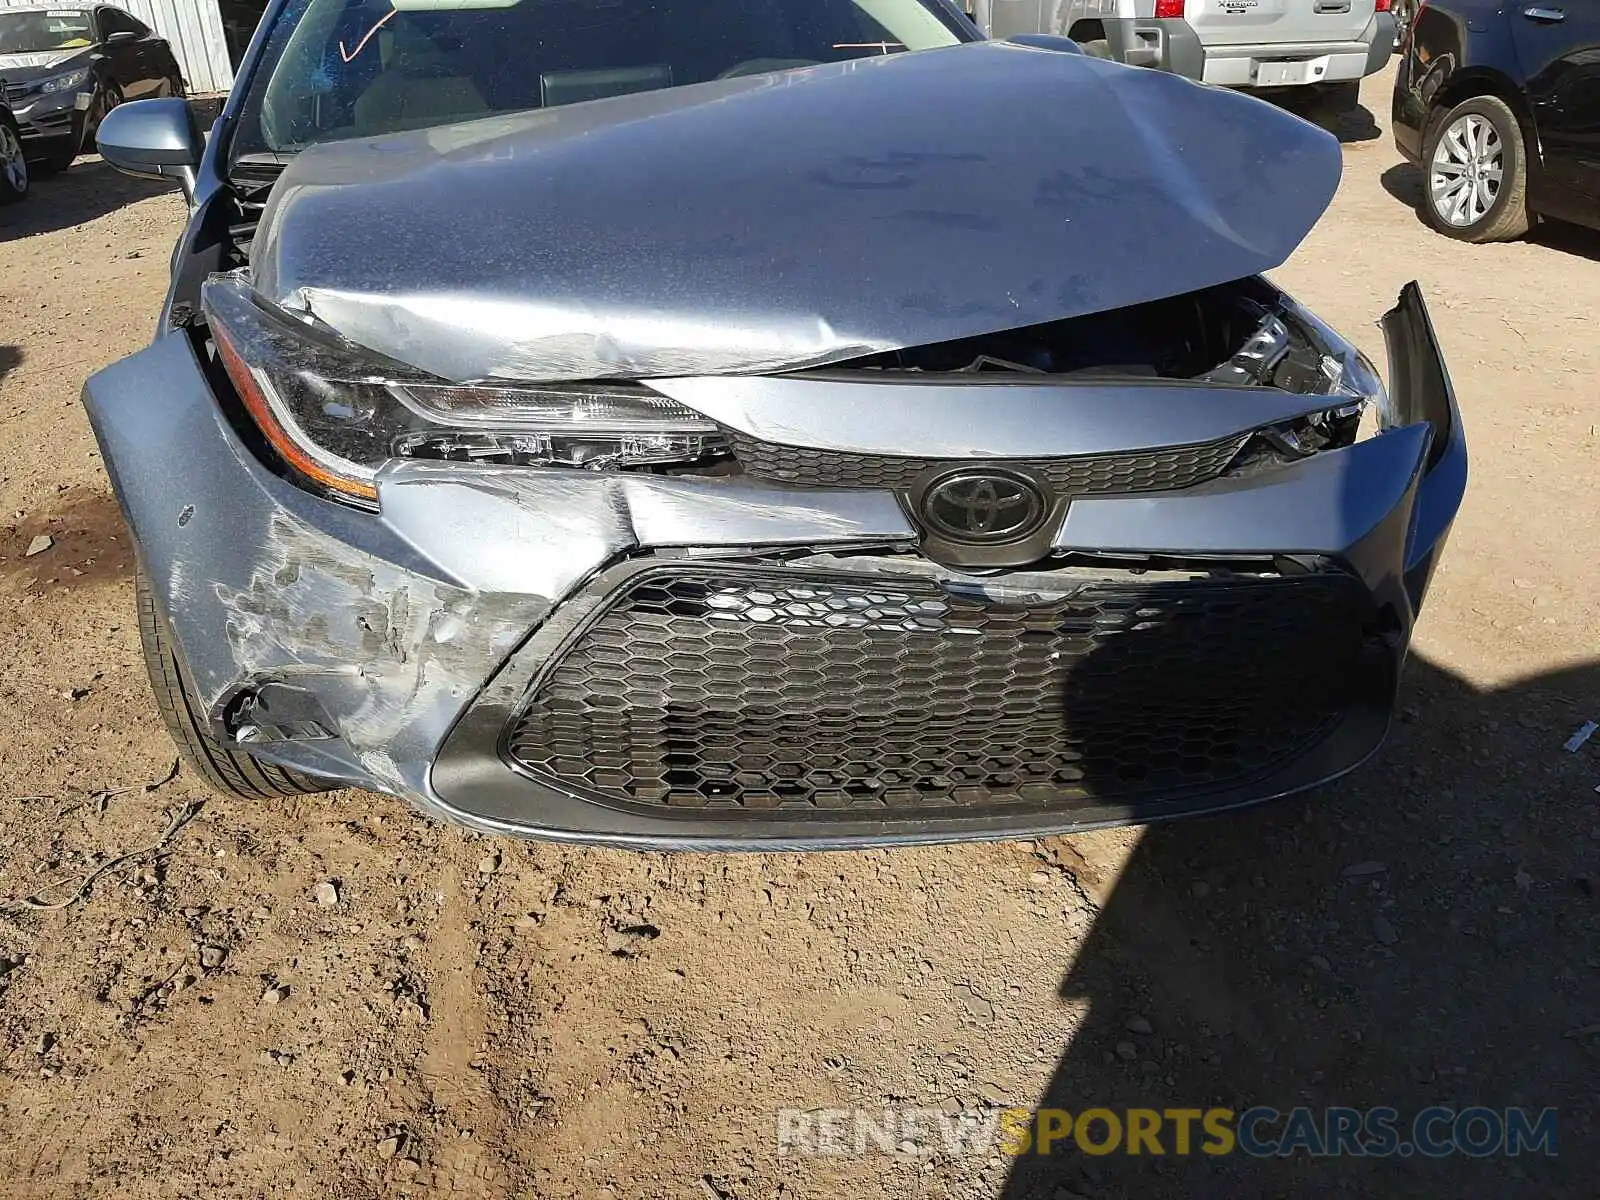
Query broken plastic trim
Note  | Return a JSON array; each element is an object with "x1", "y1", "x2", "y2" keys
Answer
[{"x1": 1380, "y1": 281, "x2": 1456, "y2": 471}]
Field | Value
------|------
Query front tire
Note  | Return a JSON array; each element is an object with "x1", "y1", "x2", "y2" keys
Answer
[
  {"x1": 136, "y1": 570, "x2": 331, "y2": 800},
  {"x1": 87, "y1": 81, "x2": 123, "y2": 148},
  {"x1": 0, "y1": 118, "x2": 29, "y2": 203},
  {"x1": 1421, "y1": 95, "x2": 1530, "y2": 243}
]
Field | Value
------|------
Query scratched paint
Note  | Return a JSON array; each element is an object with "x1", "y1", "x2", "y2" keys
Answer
[{"x1": 213, "y1": 511, "x2": 549, "y2": 799}]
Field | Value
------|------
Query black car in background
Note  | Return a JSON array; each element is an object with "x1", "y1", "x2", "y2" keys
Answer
[
  {"x1": 1394, "y1": 0, "x2": 1600, "y2": 241},
  {"x1": 0, "y1": 91, "x2": 28, "y2": 202},
  {"x1": 0, "y1": 5, "x2": 183, "y2": 174}
]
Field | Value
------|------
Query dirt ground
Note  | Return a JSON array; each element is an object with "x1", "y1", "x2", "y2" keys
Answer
[{"x1": 0, "y1": 63, "x2": 1596, "y2": 1199}]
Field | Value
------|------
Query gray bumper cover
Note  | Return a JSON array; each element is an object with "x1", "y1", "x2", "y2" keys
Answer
[{"x1": 82, "y1": 284, "x2": 1464, "y2": 848}]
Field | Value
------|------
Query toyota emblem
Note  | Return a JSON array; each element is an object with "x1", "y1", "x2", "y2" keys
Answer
[{"x1": 920, "y1": 469, "x2": 1048, "y2": 543}]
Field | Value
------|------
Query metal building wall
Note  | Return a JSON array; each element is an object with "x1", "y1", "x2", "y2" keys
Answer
[{"x1": 0, "y1": 0, "x2": 235, "y2": 93}]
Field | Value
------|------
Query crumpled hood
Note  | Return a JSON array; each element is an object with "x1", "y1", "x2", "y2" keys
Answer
[
  {"x1": 251, "y1": 39, "x2": 1341, "y2": 383},
  {"x1": 0, "y1": 48, "x2": 90, "y2": 81}
]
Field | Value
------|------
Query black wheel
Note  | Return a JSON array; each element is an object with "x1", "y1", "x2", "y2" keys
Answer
[
  {"x1": 0, "y1": 118, "x2": 28, "y2": 203},
  {"x1": 1420, "y1": 94, "x2": 1530, "y2": 243},
  {"x1": 136, "y1": 570, "x2": 331, "y2": 800},
  {"x1": 87, "y1": 81, "x2": 123, "y2": 147}
]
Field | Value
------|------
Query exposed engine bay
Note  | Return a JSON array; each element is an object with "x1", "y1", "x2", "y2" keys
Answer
[{"x1": 836, "y1": 279, "x2": 1316, "y2": 385}]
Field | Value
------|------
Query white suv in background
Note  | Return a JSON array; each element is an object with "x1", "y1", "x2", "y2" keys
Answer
[{"x1": 972, "y1": 0, "x2": 1394, "y2": 109}]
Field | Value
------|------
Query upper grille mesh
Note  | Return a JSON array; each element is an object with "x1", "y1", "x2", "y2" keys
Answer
[
  {"x1": 504, "y1": 565, "x2": 1370, "y2": 817},
  {"x1": 724, "y1": 432, "x2": 1248, "y2": 493}
]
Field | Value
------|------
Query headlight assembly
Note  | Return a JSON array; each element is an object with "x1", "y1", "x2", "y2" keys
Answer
[
  {"x1": 39, "y1": 67, "x2": 92, "y2": 94},
  {"x1": 1220, "y1": 300, "x2": 1396, "y2": 478},
  {"x1": 201, "y1": 273, "x2": 729, "y2": 508}
]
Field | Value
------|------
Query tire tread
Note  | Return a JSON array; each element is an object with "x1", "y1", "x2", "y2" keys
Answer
[
  {"x1": 1422, "y1": 94, "x2": 1530, "y2": 243},
  {"x1": 136, "y1": 573, "x2": 327, "y2": 800}
]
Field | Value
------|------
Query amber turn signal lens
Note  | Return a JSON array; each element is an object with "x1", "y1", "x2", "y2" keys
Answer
[{"x1": 211, "y1": 316, "x2": 380, "y2": 505}]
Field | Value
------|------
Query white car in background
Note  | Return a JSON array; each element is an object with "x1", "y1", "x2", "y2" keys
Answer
[{"x1": 972, "y1": 0, "x2": 1395, "y2": 110}]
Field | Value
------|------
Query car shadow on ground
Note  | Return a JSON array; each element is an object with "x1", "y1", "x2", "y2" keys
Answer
[
  {"x1": 1525, "y1": 221, "x2": 1600, "y2": 263},
  {"x1": 1381, "y1": 162, "x2": 1600, "y2": 260},
  {"x1": 1381, "y1": 162, "x2": 1425, "y2": 212},
  {"x1": 1315, "y1": 103, "x2": 1383, "y2": 147},
  {"x1": 0, "y1": 158, "x2": 179, "y2": 240},
  {"x1": 998, "y1": 652, "x2": 1598, "y2": 1198},
  {"x1": 0, "y1": 345, "x2": 20, "y2": 382},
  {"x1": 1273, "y1": 96, "x2": 1383, "y2": 146}
]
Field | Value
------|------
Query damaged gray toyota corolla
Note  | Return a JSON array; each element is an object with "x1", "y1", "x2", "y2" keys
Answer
[{"x1": 84, "y1": 0, "x2": 1465, "y2": 849}]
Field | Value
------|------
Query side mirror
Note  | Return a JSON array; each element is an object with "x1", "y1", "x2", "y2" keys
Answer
[
  {"x1": 105, "y1": 29, "x2": 139, "y2": 43},
  {"x1": 96, "y1": 97, "x2": 203, "y2": 200}
]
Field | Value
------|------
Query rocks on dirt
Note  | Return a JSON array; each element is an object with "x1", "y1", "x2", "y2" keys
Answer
[
  {"x1": 198, "y1": 945, "x2": 227, "y2": 970},
  {"x1": 1114, "y1": 1041, "x2": 1138, "y2": 1061},
  {"x1": 261, "y1": 985, "x2": 288, "y2": 1005},
  {"x1": 1373, "y1": 916, "x2": 1399, "y2": 946},
  {"x1": 478, "y1": 852, "x2": 501, "y2": 876},
  {"x1": 952, "y1": 983, "x2": 994, "y2": 1022},
  {"x1": 24, "y1": 534, "x2": 53, "y2": 557},
  {"x1": 604, "y1": 924, "x2": 660, "y2": 958},
  {"x1": 1124, "y1": 1015, "x2": 1154, "y2": 1035},
  {"x1": 314, "y1": 881, "x2": 340, "y2": 907}
]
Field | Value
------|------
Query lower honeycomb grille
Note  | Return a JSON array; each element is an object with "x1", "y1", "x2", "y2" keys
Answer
[{"x1": 503, "y1": 565, "x2": 1373, "y2": 816}]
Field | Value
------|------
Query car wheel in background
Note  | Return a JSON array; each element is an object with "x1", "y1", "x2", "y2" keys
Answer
[
  {"x1": 137, "y1": 570, "x2": 332, "y2": 801},
  {"x1": 1421, "y1": 95, "x2": 1529, "y2": 243},
  {"x1": 87, "y1": 81, "x2": 123, "y2": 147},
  {"x1": 0, "y1": 119, "x2": 28, "y2": 203}
]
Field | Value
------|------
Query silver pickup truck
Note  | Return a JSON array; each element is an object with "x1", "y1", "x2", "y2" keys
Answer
[{"x1": 972, "y1": 0, "x2": 1395, "y2": 108}]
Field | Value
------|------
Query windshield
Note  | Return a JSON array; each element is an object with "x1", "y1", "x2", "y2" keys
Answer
[
  {"x1": 234, "y1": 0, "x2": 968, "y2": 158},
  {"x1": 0, "y1": 9, "x2": 95, "y2": 54}
]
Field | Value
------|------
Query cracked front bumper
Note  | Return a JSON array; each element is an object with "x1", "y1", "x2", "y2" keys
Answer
[{"x1": 83, "y1": 291, "x2": 1464, "y2": 849}]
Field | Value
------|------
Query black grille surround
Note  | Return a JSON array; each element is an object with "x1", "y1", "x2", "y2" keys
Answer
[
  {"x1": 501, "y1": 560, "x2": 1386, "y2": 822},
  {"x1": 723, "y1": 431, "x2": 1250, "y2": 494}
]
